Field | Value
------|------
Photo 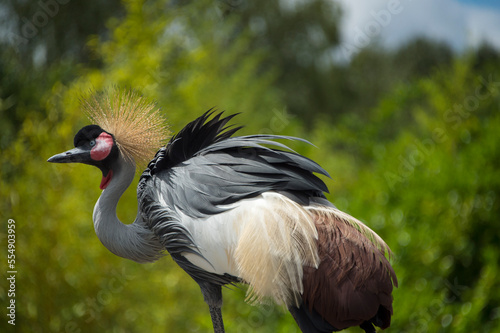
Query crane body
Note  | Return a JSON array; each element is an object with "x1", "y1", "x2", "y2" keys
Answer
[{"x1": 48, "y1": 92, "x2": 397, "y2": 333}]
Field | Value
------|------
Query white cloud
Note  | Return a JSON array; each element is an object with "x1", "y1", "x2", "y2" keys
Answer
[
  {"x1": 335, "y1": 0, "x2": 500, "y2": 59},
  {"x1": 463, "y1": 4, "x2": 500, "y2": 47}
]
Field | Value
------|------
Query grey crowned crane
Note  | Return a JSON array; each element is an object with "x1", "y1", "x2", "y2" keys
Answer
[{"x1": 48, "y1": 91, "x2": 397, "y2": 333}]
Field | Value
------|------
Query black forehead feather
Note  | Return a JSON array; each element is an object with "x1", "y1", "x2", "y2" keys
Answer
[{"x1": 73, "y1": 125, "x2": 105, "y2": 147}]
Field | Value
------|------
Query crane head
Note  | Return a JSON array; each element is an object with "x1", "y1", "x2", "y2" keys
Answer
[
  {"x1": 48, "y1": 124, "x2": 119, "y2": 189},
  {"x1": 48, "y1": 89, "x2": 169, "y2": 189}
]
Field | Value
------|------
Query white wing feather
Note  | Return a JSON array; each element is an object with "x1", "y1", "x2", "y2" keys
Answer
[{"x1": 175, "y1": 192, "x2": 319, "y2": 307}]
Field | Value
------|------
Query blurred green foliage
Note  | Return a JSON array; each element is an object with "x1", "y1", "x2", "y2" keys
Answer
[{"x1": 1, "y1": 0, "x2": 499, "y2": 332}]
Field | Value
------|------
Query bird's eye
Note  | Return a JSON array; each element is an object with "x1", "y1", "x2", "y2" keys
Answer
[{"x1": 90, "y1": 139, "x2": 96, "y2": 147}]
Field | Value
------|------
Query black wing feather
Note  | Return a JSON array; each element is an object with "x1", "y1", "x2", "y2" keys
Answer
[
  {"x1": 152, "y1": 110, "x2": 242, "y2": 171},
  {"x1": 139, "y1": 111, "x2": 331, "y2": 219}
]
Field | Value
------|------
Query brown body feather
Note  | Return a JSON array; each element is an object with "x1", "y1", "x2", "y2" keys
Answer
[{"x1": 302, "y1": 208, "x2": 398, "y2": 330}]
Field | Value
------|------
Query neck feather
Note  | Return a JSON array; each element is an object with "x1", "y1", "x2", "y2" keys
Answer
[{"x1": 93, "y1": 156, "x2": 164, "y2": 263}]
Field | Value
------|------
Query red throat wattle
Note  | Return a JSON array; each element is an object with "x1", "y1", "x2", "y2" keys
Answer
[{"x1": 100, "y1": 170, "x2": 113, "y2": 190}]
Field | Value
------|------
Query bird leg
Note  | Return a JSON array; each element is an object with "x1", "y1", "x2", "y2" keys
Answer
[
  {"x1": 208, "y1": 304, "x2": 225, "y2": 333},
  {"x1": 199, "y1": 282, "x2": 225, "y2": 333},
  {"x1": 360, "y1": 321, "x2": 376, "y2": 333}
]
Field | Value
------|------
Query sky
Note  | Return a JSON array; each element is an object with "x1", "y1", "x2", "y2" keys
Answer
[{"x1": 335, "y1": 0, "x2": 500, "y2": 60}]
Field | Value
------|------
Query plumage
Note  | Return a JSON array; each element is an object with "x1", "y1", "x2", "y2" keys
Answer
[
  {"x1": 300, "y1": 208, "x2": 397, "y2": 331},
  {"x1": 48, "y1": 93, "x2": 397, "y2": 333}
]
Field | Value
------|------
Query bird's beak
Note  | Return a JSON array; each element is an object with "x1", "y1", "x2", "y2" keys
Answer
[{"x1": 47, "y1": 146, "x2": 90, "y2": 164}]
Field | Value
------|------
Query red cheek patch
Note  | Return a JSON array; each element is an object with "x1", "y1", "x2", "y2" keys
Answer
[{"x1": 91, "y1": 132, "x2": 114, "y2": 161}]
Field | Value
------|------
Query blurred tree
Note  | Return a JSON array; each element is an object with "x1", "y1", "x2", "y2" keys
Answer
[
  {"x1": 218, "y1": 0, "x2": 342, "y2": 123},
  {"x1": 1, "y1": 0, "x2": 500, "y2": 332},
  {"x1": 0, "y1": 0, "x2": 124, "y2": 155},
  {"x1": 393, "y1": 37, "x2": 454, "y2": 80},
  {"x1": 472, "y1": 42, "x2": 500, "y2": 72},
  {"x1": 1, "y1": 0, "x2": 124, "y2": 67},
  {"x1": 317, "y1": 38, "x2": 453, "y2": 124}
]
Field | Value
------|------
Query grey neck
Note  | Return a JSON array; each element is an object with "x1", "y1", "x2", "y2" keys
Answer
[{"x1": 92, "y1": 155, "x2": 164, "y2": 263}]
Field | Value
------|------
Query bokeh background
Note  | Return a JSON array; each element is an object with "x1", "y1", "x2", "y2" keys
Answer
[{"x1": 1, "y1": 0, "x2": 499, "y2": 332}]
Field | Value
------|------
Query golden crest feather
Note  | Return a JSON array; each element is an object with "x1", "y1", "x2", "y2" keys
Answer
[{"x1": 82, "y1": 89, "x2": 169, "y2": 167}]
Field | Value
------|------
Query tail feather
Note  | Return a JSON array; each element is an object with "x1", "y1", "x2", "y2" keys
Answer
[{"x1": 289, "y1": 304, "x2": 340, "y2": 333}]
